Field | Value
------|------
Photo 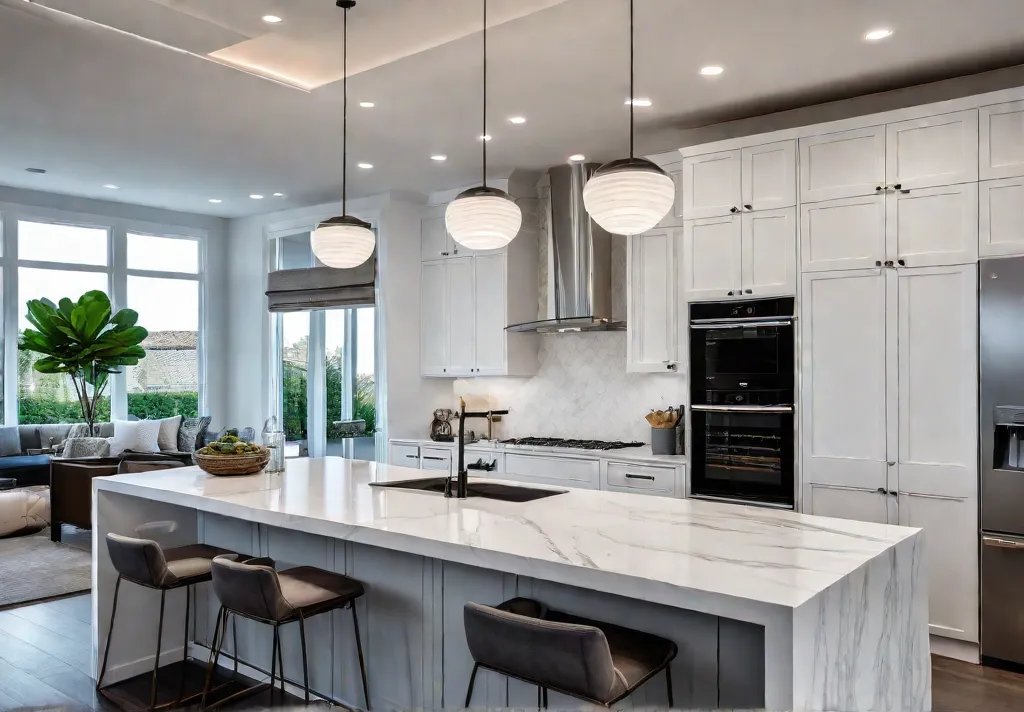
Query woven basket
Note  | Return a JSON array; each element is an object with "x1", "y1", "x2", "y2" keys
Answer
[{"x1": 193, "y1": 448, "x2": 271, "y2": 477}]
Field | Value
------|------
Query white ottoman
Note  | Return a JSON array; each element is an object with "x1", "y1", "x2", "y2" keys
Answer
[{"x1": 0, "y1": 486, "x2": 51, "y2": 538}]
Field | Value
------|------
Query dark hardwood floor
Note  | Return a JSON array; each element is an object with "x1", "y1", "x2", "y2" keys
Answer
[{"x1": 0, "y1": 593, "x2": 1021, "y2": 710}]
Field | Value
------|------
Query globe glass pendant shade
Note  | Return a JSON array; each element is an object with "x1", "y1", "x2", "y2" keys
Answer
[
  {"x1": 311, "y1": 215, "x2": 375, "y2": 268},
  {"x1": 582, "y1": 157, "x2": 675, "y2": 235},
  {"x1": 445, "y1": 186, "x2": 522, "y2": 250}
]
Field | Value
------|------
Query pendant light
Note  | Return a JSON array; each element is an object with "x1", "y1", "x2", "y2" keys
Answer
[
  {"x1": 582, "y1": 0, "x2": 674, "y2": 236},
  {"x1": 312, "y1": 0, "x2": 375, "y2": 269},
  {"x1": 445, "y1": 0, "x2": 522, "y2": 250}
]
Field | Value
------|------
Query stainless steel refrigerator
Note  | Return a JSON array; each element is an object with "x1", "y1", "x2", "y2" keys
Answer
[{"x1": 980, "y1": 256, "x2": 1024, "y2": 668}]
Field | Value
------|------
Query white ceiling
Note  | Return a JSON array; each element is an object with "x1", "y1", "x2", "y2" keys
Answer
[{"x1": 2, "y1": 0, "x2": 1024, "y2": 218}]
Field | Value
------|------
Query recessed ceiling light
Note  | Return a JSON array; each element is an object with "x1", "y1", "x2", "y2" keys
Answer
[
  {"x1": 625, "y1": 98, "x2": 652, "y2": 107},
  {"x1": 273, "y1": 192, "x2": 285, "y2": 197},
  {"x1": 102, "y1": 184, "x2": 120, "y2": 190},
  {"x1": 208, "y1": 198, "x2": 222, "y2": 204},
  {"x1": 250, "y1": 194, "x2": 264, "y2": 199},
  {"x1": 508, "y1": 116, "x2": 526, "y2": 124},
  {"x1": 431, "y1": 155, "x2": 447, "y2": 161},
  {"x1": 700, "y1": 66, "x2": 724, "y2": 76},
  {"x1": 479, "y1": 134, "x2": 492, "y2": 141},
  {"x1": 359, "y1": 101, "x2": 375, "y2": 108},
  {"x1": 568, "y1": 154, "x2": 586, "y2": 162},
  {"x1": 262, "y1": 15, "x2": 283, "y2": 24},
  {"x1": 25, "y1": 167, "x2": 46, "y2": 174},
  {"x1": 864, "y1": 28, "x2": 893, "y2": 41},
  {"x1": 357, "y1": 163, "x2": 373, "y2": 169}
]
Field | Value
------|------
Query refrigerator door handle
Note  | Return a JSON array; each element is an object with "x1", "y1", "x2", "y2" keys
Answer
[{"x1": 982, "y1": 534, "x2": 1024, "y2": 549}]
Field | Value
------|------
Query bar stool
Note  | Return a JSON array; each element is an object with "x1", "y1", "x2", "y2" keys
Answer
[
  {"x1": 463, "y1": 598, "x2": 677, "y2": 709},
  {"x1": 98, "y1": 533, "x2": 239, "y2": 711},
  {"x1": 203, "y1": 554, "x2": 369, "y2": 709}
]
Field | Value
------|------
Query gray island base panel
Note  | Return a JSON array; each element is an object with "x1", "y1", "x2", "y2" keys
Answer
[{"x1": 91, "y1": 458, "x2": 930, "y2": 712}]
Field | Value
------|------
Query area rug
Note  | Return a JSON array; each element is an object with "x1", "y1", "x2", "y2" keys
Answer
[{"x1": 0, "y1": 527, "x2": 91, "y2": 608}]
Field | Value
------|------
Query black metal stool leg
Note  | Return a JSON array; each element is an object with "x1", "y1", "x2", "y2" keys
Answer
[
  {"x1": 232, "y1": 615, "x2": 238, "y2": 674},
  {"x1": 464, "y1": 662, "x2": 478, "y2": 708},
  {"x1": 175, "y1": 585, "x2": 191, "y2": 705},
  {"x1": 201, "y1": 606, "x2": 227, "y2": 709},
  {"x1": 665, "y1": 664, "x2": 674, "y2": 708},
  {"x1": 542, "y1": 686, "x2": 548, "y2": 708},
  {"x1": 276, "y1": 624, "x2": 285, "y2": 693},
  {"x1": 149, "y1": 589, "x2": 167, "y2": 711},
  {"x1": 269, "y1": 624, "x2": 279, "y2": 701},
  {"x1": 96, "y1": 575, "x2": 122, "y2": 691},
  {"x1": 351, "y1": 603, "x2": 370, "y2": 711},
  {"x1": 298, "y1": 612, "x2": 310, "y2": 703},
  {"x1": 536, "y1": 683, "x2": 542, "y2": 708}
]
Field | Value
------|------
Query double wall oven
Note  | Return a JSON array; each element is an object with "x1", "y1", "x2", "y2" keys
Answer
[{"x1": 688, "y1": 297, "x2": 796, "y2": 508}]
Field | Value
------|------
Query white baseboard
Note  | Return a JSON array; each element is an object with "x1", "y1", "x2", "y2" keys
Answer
[
  {"x1": 101, "y1": 645, "x2": 187, "y2": 685},
  {"x1": 931, "y1": 634, "x2": 980, "y2": 664}
]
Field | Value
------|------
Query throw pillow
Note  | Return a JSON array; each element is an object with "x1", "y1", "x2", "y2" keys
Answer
[
  {"x1": 0, "y1": 426, "x2": 21, "y2": 457},
  {"x1": 177, "y1": 416, "x2": 211, "y2": 453},
  {"x1": 109, "y1": 419, "x2": 161, "y2": 457},
  {"x1": 66, "y1": 423, "x2": 91, "y2": 440},
  {"x1": 62, "y1": 437, "x2": 111, "y2": 459},
  {"x1": 38, "y1": 424, "x2": 73, "y2": 451},
  {"x1": 155, "y1": 415, "x2": 183, "y2": 452}
]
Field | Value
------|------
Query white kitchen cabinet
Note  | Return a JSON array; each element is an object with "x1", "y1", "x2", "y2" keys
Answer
[
  {"x1": 445, "y1": 257, "x2": 476, "y2": 376},
  {"x1": 420, "y1": 261, "x2": 448, "y2": 376},
  {"x1": 799, "y1": 125, "x2": 886, "y2": 203},
  {"x1": 390, "y1": 443, "x2": 422, "y2": 468},
  {"x1": 681, "y1": 149, "x2": 741, "y2": 219},
  {"x1": 800, "y1": 195, "x2": 886, "y2": 272},
  {"x1": 473, "y1": 252, "x2": 506, "y2": 375},
  {"x1": 897, "y1": 492, "x2": 978, "y2": 642},
  {"x1": 800, "y1": 269, "x2": 890, "y2": 492},
  {"x1": 741, "y1": 140, "x2": 796, "y2": 212},
  {"x1": 741, "y1": 207, "x2": 796, "y2": 297},
  {"x1": 603, "y1": 461, "x2": 678, "y2": 496},
  {"x1": 627, "y1": 228, "x2": 679, "y2": 373},
  {"x1": 980, "y1": 177, "x2": 1024, "y2": 257},
  {"x1": 886, "y1": 110, "x2": 979, "y2": 190},
  {"x1": 980, "y1": 101, "x2": 1024, "y2": 180},
  {"x1": 503, "y1": 453, "x2": 601, "y2": 490},
  {"x1": 886, "y1": 183, "x2": 979, "y2": 268},
  {"x1": 420, "y1": 447, "x2": 453, "y2": 474},
  {"x1": 421, "y1": 207, "x2": 468, "y2": 260},
  {"x1": 681, "y1": 215, "x2": 742, "y2": 300},
  {"x1": 804, "y1": 484, "x2": 892, "y2": 525}
]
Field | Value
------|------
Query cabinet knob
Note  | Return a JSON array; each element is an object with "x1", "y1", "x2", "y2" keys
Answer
[
  {"x1": 876, "y1": 487, "x2": 887, "y2": 494},
  {"x1": 729, "y1": 206, "x2": 739, "y2": 214},
  {"x1": 887, "y1": 461, "x2": 895, "y2": 466},
  {"x1": 884, "y1": 260, "x2": 894, "y2": 268},
  {"x1": 875, "y1": 260, "x2": 882, "y2": 267},
  {"x1": 744, "y1": 289, "x2": 752, "y2": 294},
  {"x1": 727, "y1": 290, "x2": 734, "y2": 296},
  {"x1": 875, "y1": 185, "x2": 884, "y2": 192},
  {"x1": 893, "y1": 183, "x2": 902, "y2": 190},
  {"x1": 666, "y1": 363, "x2": 677, "y2": 372},
  {"x1": 897, "y1": 259, "x2": 906, "y2": 267},
  {"x1": 743, "y1": 204, "x2": 753, "y2": 211}
]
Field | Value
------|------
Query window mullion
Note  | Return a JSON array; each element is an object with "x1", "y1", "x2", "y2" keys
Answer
[
  {"x1": 109, "y1": 226, "x2": 128, "y2": 421},
  {"x1": 3, "y1": 213, "x2": 18, "y2": 426}
]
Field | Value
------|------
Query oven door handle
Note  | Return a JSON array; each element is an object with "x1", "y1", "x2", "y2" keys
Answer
[
  {"x1": 982, "y1": 534, "x2": 1024, "y2": 549},
  {"x1": 690, "y1": 319, "x2": 793, "y2": 330},
  {"x1": 691, "y1": 404, "x2": 794, "y2": 414}
]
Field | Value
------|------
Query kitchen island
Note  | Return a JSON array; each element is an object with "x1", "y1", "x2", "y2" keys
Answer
[{"x1": 92, "y1": 458, "x2": 929, "y2": 711}]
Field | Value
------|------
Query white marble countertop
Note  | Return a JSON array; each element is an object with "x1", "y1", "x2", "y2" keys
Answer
[
  {"x1": 391, "y1": 437, "x2": 688, "y2": 465},
  {"x1": 95, "y1": 457, "x2": 918, "y2": 616}
]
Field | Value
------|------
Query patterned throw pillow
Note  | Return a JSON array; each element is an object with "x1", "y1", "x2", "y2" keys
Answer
[
  {"x1": 177, "y1": 416, "x2": 212, "y2": 453},
  {"x1": 62, "y1": 437, "x2": 111, "y2": 459}
]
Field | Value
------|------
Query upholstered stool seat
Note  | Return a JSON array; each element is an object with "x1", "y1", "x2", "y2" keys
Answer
[
  {"x1": 98, "y1": 534, "x2": 239, "y2": 711},
  {"x1": 464, "y1": 597, "x2": 677, "y2": 708},
  {"x1": 203, "y1": 555, "x2": 368, "y2": 708}
]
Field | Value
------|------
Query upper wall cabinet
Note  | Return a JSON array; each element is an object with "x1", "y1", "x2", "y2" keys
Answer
[
  {"x1": 681, "y1": 140, "x2": 796, "y2": 219},
  {"x1": 886, "y1": 183, "x2": 978, "y2": 267},
  {"x1": 421, "y1": 207, "x2": 471, "y2": 260},
  {"x1": 680, "y1": 215, "x2": 742, "y2": 300},
  {"x1": 627, "y1": 228, "x2": 680, "y2": 373},
  {"x1": 980, "y1": 177, "x2": 1024, "y2": 257},
  {"x1": 800, "y1": 126, "x2": 886, "y2": 203},
  {"x1": 801, "y1": 195, "x2": 886, "y2": 272},
  {"x1": 981, "y1": 101, "x2": 1024, "y2": 180},
  {"x1": 886, "y1": 110, "x2": 979, "y2": 190}
]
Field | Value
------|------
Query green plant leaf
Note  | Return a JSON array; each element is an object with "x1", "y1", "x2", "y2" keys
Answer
[
  {"x1": 111, "y1": 309, "x2": 139, "y2": 329},
  {"x1": 33, "y1": 357, "x2": 65, "y2": 374},
  {"x1": 58, "y1": 298, "x2": 74, "y2": 319}
]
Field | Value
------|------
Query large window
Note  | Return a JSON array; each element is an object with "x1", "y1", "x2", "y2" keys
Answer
[{"x1": 5, "y1": 217, "x2": 206, "y2": 425}]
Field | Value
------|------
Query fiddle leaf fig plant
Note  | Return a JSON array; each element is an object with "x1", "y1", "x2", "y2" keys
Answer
[{"x1": 18, "y1": 290, "x2": 148, "y2": 436}]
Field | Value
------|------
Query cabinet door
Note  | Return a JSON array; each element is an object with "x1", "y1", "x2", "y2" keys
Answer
[
  {"x1": 980, "y1": 177, "x2": 1024, "y2": 257},
  {"x1": 741, "y1": 207, "x2": 796, "y2": 297},
  {"x1": 421, "y1": 214, "x2": 451, "y2": 261},
  {"x1": 886, "y1": 110, "x2": 979, "y2": 190},
  {"x1": 741, "y1": 140, "x2": 796, "y2": 211},
  {"x1": 473, "y1": 253, "x2": 507, "y2": 375},
  {"x1": 895, "y1": 265, "x2": 978, "y2": 499},
  {"x1": 681, "y1": 216, "x2": 742, "y2": 300},
  {"x1": 628, "y1": 229, "x2": 677, "y2": 372},
  {"x1": 980, "y1": 101, "x2": 1024, "y2": 180},
  {"x1": 898, "y1": 492, "x2": 978, "y2": 642},
  {"x1": 800, "y1": 270, "x2": 889, "y2": 491},
  {"x1": 445, "y1": 257, "x2": 476, "y2": 376},
  {"x1": 886, "y1": 183, "x2": 978, "y2": 267},
  {"x1": 804, "y1": 484, "x2": 892, "y2": 524},
  {"x1": 682, "y1": 150, "x2": 742, "y2": 219},
  {"x1": 389, "y1": 444, "x2": 421, "y2": 467},
  {"x1": 799, "y1": 126, "x2": 885, "y2": 203},
  {"x1": 800, "y1": 194, "x2": 886, "y2": 272},
  {"x1": 420, "y1": 261, "x2": 448, "y2": 376}
]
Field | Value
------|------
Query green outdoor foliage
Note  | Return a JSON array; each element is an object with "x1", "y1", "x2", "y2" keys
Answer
[
  {"x1": 18, "y1": 291, "x2": 148, "y2": 435},
  {"x1": 282, "y1": 349, "x2": 375, "y2": 442},
  {"x1": 17, "y1": 391, "x2": 199, "y2": 425}
]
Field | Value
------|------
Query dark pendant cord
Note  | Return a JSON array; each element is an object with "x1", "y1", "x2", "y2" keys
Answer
[
  {"x1": 342, "y1": 4, "x2": 349, "y2": 213},
  {"x1": 629, "y1": 0, "x2": 634, "y2": 159},
  {"x1": 482, "y1": 0, "x2": 488, "y2": 188}
]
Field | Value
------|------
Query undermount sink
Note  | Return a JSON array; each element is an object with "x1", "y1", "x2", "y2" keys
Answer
[{"x1": 369, "y1": 477, "x2": 566, "y2": 503}]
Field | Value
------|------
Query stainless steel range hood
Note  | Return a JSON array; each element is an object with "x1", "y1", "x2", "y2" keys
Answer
[{"x1": 507, "y1": 162, "x2": 624, "y2": 334}]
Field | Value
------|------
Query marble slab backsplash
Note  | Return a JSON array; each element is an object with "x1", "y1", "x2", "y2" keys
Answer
[{"x1": 455, "y1": 332, "x2": 687, "y2": 443}]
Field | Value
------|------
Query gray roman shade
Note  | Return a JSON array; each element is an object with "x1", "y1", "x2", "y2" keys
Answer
[{"x1": 266, "y1": 259, "x2": 376, "y2": 312}]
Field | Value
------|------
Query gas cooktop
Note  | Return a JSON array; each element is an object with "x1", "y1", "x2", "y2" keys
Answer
[{"x1": 499, "y1": 437, "x2": 645, "y2": 451}]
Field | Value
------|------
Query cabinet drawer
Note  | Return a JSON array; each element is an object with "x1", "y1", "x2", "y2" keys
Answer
[
  {"x1": 390, "y1": 444, "x2": 421, "y2": 467},
  {"x1": 420, "y1": 447, "x2": 452, "y2": 471},
  {"x1": 605, "y1": 462, "x2": 676, "y2": 493},
  {"x1": 465, "y1": 449, "x2": 504, "y2": 474},
  {"x1": 504, "y1": 454, "x2": 600, "y2": 487}
]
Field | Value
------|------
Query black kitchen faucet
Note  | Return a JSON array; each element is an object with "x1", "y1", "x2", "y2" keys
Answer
[{"x1": 445, "y1": 398, "x2": 509, "y2": 498}]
